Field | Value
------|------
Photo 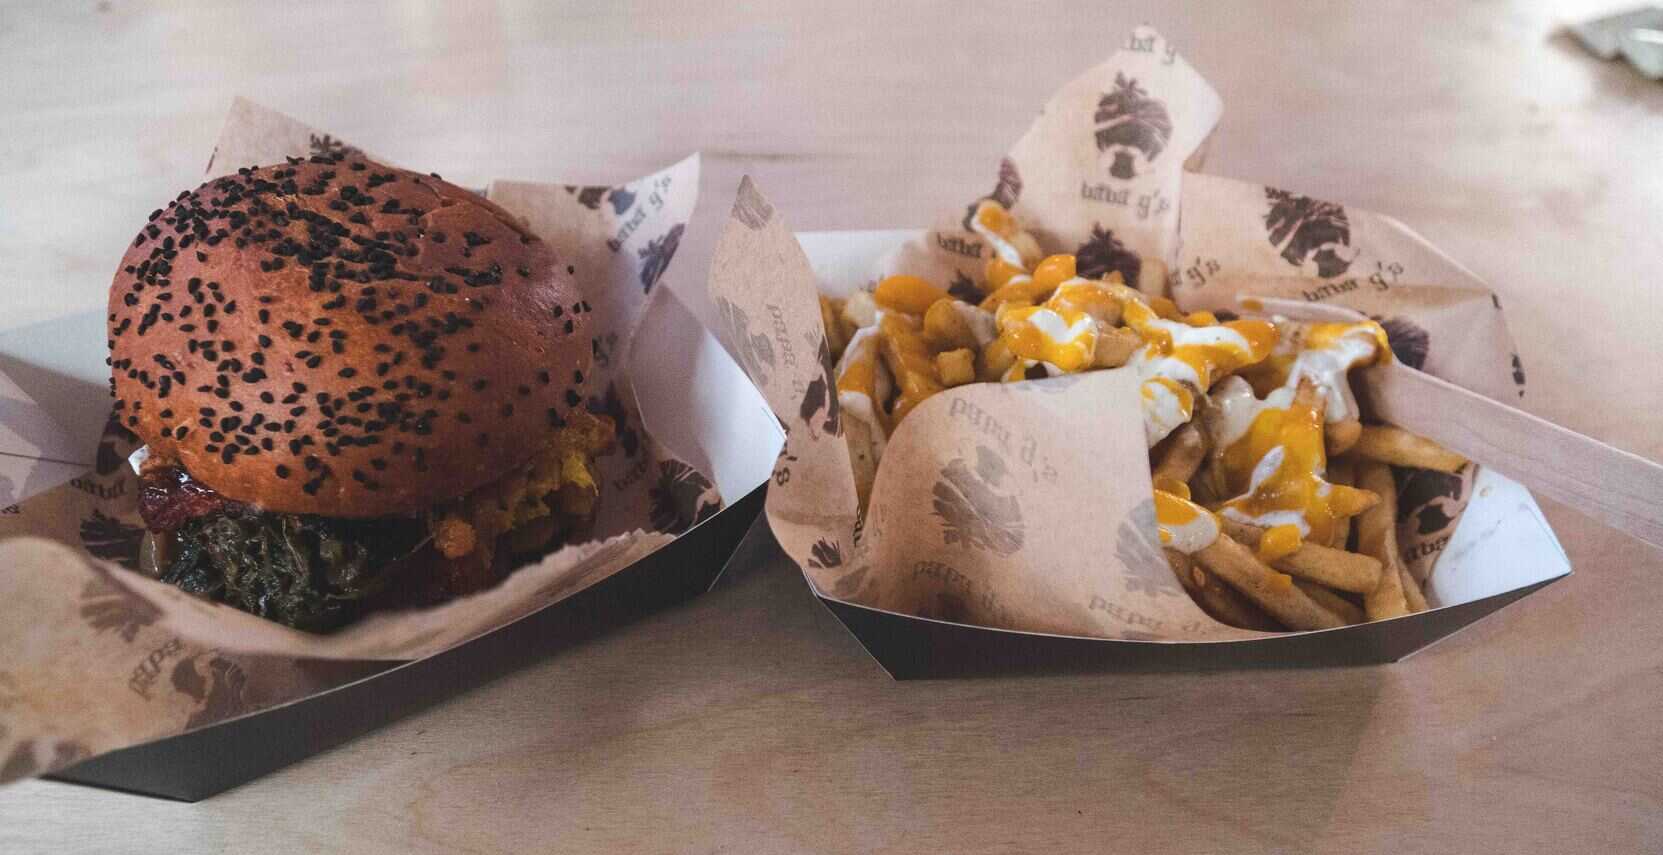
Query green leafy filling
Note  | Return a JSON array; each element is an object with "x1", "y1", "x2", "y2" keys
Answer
[{"x1": 160, "y1": 507, "x2": 425, "y2": 632}]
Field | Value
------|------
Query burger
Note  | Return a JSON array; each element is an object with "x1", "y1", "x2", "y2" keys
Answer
[{"x1": 108, "y1": 152, "x2": 615, "y2": 631}]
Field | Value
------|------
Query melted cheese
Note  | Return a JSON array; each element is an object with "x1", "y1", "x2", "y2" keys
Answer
[
  {"x1": 1122, "y1": 298, "x2": 1276, "y2": 447},
  {"x1": 1243, "y1": 319, "x2": 1390, "y2": 425},
  {"x1": 1154, "y1": 488, "x2": 1221, "y2": 554},
  {"x1": 996, "y1": 306, "x2": 1097, "y2": 372},
  {"x1": 1216, "y1": 381, "x2": 1375, "y2": 555},
  {"x1": 969, "y1": 199, "x2": 1028, "y2": 269},
  {"x1": 835, "y1": 325, "x2": 893, "y2": 450}
]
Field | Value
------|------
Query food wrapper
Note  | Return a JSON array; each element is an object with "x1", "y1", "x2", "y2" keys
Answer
[
  {"x1": 0, "y1": 100, "x2": 778, "y2": 785},
  {"x1": 707, "y1": 27, "x2": 1527, "y2": 641}
]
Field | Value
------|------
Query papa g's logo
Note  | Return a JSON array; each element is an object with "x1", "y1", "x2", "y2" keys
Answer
[
  {"x1": 714, "y1": 297, "x2": 777, "y2": 388},
  {"x1": 564, "y1": 184, "x2": 635, "y2": 214},
  {"x1": 79, "y1": 509, "x2": 145, "y2": 571},
  {"x1": 733, "y1": 177, "x2": 775, "y2": 230},
  {"x1": 77, "y1": 556, "x2": 161, "y2": 643},
  {"x1": 1093, "y1": 74, "x2": 1172, "y2": 180},
  {"x1": 1075, "y1": 224, "x2": 1142, "y2": 284},
  {"x1": 1265, "y1": 187, "x2": 1356, "y2": 278},
  {"x1": 1116, "y1": 498, "x2": 1182, "y2": 598},
  {"x1": 638, "y1": 222, "x2": 684, "y2": 293},
  {"x1": 1394, "y1": 466, "x2": 1469, "y2": 537},
  {"x1": 796, "y1": 332, "x2": 841, "y2": 439},
  {"x1": 932, "y1": 445, "x2": 1024, "y2": 556},
  {"x1": 648, "y1": 459, "x2": 720, "y2": 534},
  {"x1": 1374, "y1": 315, "x2": 1431, "y2": 370},
  {"x1": 94, "y1": 413, "x2": 139, "y2": 477},
  {"x1": 172, "y1": 651, "x2": 250, "y2": 731}
]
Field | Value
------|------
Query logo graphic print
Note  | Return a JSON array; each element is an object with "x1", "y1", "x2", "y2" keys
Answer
[
  {"x1": 1075, "y1": 224, "x2": 1142, "y2": 284},
  {"x1": 77, "y1": 558, "x2": 161, "y2": 642},
  {"x1": 171, "y1": 651, "x2": 250, "y2": 731},
  {"x1": 1394, "y1": 466, "x2": 1468, "y2": 536},
  {"x1": 732, "y1": 178, "x2": 775, "y2": 230},
  {"x1": 79, "y1": 509, "x2": 145, "y2": 571},
  {"x1": 649, "y1": 460, "x2": 720, "y2": 533},
  {"x1": 797, "y1": 333, "x2": 841, "y2": 439},
  {"x1": 638, "y1": 223, "x2": 684, "y2": 293},
  {"x1": 1, "y1": 738, "x2": 90, "y2": 783},
  {"x1": 585, "y1": 381, "x2": 640, "y2": 457},
  {"x1": 714, "y1": 297, "x2": 777, "y2": 388},
  {"x1": 565, "y1": 185, "x2": 610, "y2": 211},
  {"x1": 947, "y1": 271, "x2": 981, "y2": 303},
  {"x1": 960, "y1": 157, "x2": 1024, "y2": 231},
  {"x1": 1375, "y1": 316, "x2": 1431, "y2": 370},
  {"x1": 932, "y1": 445, "x2": 1024, "y2": 556},
  {"x1": 94, "y1": 414, "x2": 138, "y2": 477},
  {"x1": 1264, "y1": 188, "x2": 1355, "y2": 278},
  {"x1": 1116, "y1": 499, "x2": 1182, "y2": 598},
  {"x1": 1093, "y1": 74, "x2": 1172, "y2": 180}
]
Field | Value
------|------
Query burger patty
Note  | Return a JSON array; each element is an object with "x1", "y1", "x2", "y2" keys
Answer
[{"x1": 140, "y1": 410, "x2": 615, "y2": 631}]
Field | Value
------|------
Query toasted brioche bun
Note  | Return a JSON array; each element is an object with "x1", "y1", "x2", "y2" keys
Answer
[{"x1": 109, "y1": 155, "x2": 594, "y2": 518}]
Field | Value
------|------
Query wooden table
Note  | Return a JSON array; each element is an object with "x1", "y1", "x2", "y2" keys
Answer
[{"x1": 3, "y1": 1, "x2": 1661, "y2": 851}]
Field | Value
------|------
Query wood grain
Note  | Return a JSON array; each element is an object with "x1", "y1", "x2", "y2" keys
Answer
[{"x1": 2, "y1": 1, "x2": 1662, "y2": 853}]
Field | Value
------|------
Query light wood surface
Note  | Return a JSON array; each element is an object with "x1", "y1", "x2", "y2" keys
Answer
[{"x1": 3, "y1": 1, "x2": 1662, "y2": 852}]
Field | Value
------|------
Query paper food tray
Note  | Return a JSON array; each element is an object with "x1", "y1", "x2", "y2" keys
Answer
[{"x1": 792, "y1": 228, "x2": 1571, "y2": 678}]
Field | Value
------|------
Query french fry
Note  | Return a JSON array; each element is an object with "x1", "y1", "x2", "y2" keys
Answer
[
  {"x1": 1047, "y1": 280, "x2": 1124, "y2": 325},
  {"x1": 978, "y1": 337, "x2": 1016, "y2": 383},
  {"x1": 1031, "y1": 254, "x2": 1077, "y2": 289},
  {"x1": 1326, "y1": 456, "x2": 1356, "y2": 548},
  {"x1": 1010, "y1": 232, "x2": 1043, "y2": 269},
  {"x1": 921, "y1": 299, "x2": 984, "y2": 351},
  {"x1": 1353, "y1": 425, "x2": 1467, "y2": 473},
  {"x1": 1194, "y1": 534, "x2": 1346, "y2": 631},
  {"x1": 935, "y1": 348, "x2": 975, "y2": 387},
  {"x1": 1092, "y1": 324, "x2": 1141, "y2": 368},
  {"x1": 1151, "y1": 422, "x2": 1206, "y2": 486},
  {"x1": 1326, "y1": 457, "x2": 1355, "y2": 487},
  {"x1": 877, "y1": 313, "x2": 943, "y2": 423},
  {"x1": 819, "y1": 295, "x2": 849, "y2": 360},
  {"x1": 1325, "y1": 417, "x2": 1362, "y2": 456},
  {"x1": 1220, "y1": 519, "x2": 1382, "y2": 594},
  {"x1": 1356, "y1": 461, "x2": 1410, "y2": 620},
  {"x1": 985, "y1": 257, "x2": 1030, "y2": 292},
  {"x1": 1168, "y1": 549, "x2": 1282, "y2": 631},
  {"x1": 1399, "y1": 564, "x2": 1428, "y2": 613},
  {"x1": 842, "y1": 415, "x2": 881, "y2": 512},
  {"x1": 873, "y1": 274, "x2": 948, "y2": 315},
  {"x1": 979, "y1": 277, "x2": 1052, "y2": 313},
  {"x1": 841, "y1": 289, "x2": 879, "y2": 330},
  {"x1": 1293, "y1": 579, "x2": 1366, "y2": 625}
]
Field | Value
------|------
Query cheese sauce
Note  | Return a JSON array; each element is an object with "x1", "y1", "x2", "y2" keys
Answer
[
  {"x1": 1215, "y1": 379, "x2": 1375, "y2": 558},
  {"x1": 969, "y1": 200, "x2": 1029, "y2": 269},
  {"x1": 829, "y1": 218, "x2": 1388, "y2": 564},
  {"x1": 1240, "y1": 319, "x2": 1390, "y2": 426},
  {"x1": 1154, "y1": 487, "x2": 1221, "y2": 554},
  {"x1": 1122, "y1": 298, "x2": 1276, "y2": 447},
  {"x1": 996, "y1": 305, "x2": 1097, "y2": 372},
  {"x1": 835, "y1": 325, "x2": 893, "y2": 450}
]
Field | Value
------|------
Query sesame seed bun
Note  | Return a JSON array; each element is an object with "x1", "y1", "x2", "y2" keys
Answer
[{"x1": 109, "y1": 155, "x2": 594, "y2": 518}]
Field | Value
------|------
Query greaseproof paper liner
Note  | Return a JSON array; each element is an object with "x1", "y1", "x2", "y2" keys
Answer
[
  {"x1": 0, "y1": 367, "x2": 91, "y2": 509},
  {"x1": 0, "y1": 100, "x2": 781, "y2": 785},
  {"x1": 710, "y1": 27, "x2": 1524, "y2": 639}
]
